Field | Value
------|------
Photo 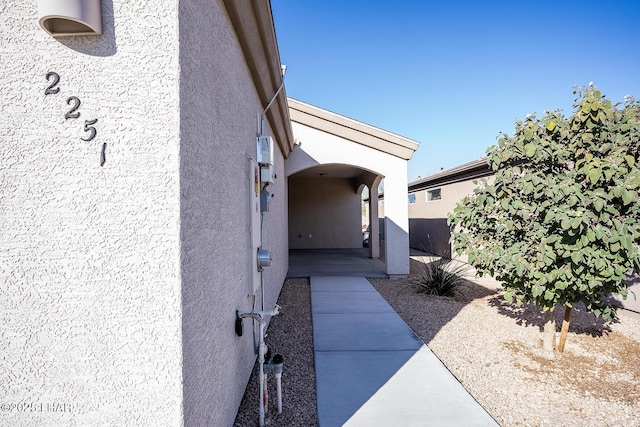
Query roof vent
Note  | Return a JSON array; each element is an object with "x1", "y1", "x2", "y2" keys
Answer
[{"x1": 38, "y1": 0, "x2": 102, "y2": 37}]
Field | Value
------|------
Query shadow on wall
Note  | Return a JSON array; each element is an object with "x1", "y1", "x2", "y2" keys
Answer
[
  {"x1": 409, "y1": 218, "x2": 451, "y2": 256},
  {"x1": 57, "y1": 0, "x2": 117, "y2": 56}
]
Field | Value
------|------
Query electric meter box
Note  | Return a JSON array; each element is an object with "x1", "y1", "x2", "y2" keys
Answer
[
  {"x1": 257, "y1": 136, "x2": 274, "y2": 166},
  {"x1": 260, "y1": 164, "x2": 275, "y2": 184},
  {"x1": 257, "y1": 248, "x2": 272, "y2": 271}
]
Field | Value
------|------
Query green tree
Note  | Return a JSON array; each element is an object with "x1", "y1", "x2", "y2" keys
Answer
[{"x1": 449, "y1": 85, "x2": 640, "y2": 352}]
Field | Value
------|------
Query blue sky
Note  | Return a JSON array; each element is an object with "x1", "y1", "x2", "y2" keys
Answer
[{"x1": 271, "y1": 0, "x2": 640, "y2": 181}]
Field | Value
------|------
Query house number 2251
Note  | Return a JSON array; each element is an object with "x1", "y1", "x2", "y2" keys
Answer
[{"x1": 45, "y1": 71, "x2": 104, "y2": 165}]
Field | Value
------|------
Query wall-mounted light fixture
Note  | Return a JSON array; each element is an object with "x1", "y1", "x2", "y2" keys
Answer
[{"x1": 38, "y1": 0, "x2": 102, "y2": 37}]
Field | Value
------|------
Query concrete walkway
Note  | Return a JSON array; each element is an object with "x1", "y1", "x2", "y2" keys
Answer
[{"x1": 311, "y1": 276, "x2": 498, "y2": 426}]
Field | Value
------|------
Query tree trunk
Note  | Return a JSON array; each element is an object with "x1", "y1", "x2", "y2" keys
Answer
[
  {"x1": 557, "y1": 305, "x2": 573, "y2": 353},
  {"x1": 542, "y1": 306, "x2": 556, "y2": 353}
]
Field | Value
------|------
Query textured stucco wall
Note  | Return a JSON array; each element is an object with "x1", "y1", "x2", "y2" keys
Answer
[
  {"x1": 288, "y1": 177, "x2": 362, "y2": 249},
  {"x1": 1, "y1": 1, "x2": 290, "y2": 426},
  {"x1": 179, "y1": 1, "x2": 288, "y2": 426},
  {"x1": 379, "y1": 165, "x2": 411, "y2": 275},
  {"x1": 1, "y1": 2, "x2": 183, "y2": 426}
]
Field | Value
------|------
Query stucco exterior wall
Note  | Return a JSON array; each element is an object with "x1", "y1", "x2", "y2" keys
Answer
[
  {"x1": 289, "y1": 177, "x2": 362, "y2": 249},
  {"x1": 179, "y1": 1, "x2": 251, "y2": 425},
  {"x1": 1, "y1": 1, "x2": 289, "y2": 426},
  {"x1": 179, "y1": 1, "x2": 288, "y2": 426},
  {"x1": 1, "y1": 2, "x2": 183, "y2": 426}
]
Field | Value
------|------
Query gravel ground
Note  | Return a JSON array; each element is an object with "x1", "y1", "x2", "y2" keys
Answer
[
  {"x1": 235, "y1": 257, "x2": 640, "y2": 427},
  {"x1": 234, "y1": 278, "x2": 317, "y2": 427}
]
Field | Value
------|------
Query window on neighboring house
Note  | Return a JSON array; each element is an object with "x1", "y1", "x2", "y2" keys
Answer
[
  {"x1": 426, "y1": 188, "x2": 441, "y2": 201},
  {"x1": 408, "y1": 194, "x2": 416, "y2": 204}
]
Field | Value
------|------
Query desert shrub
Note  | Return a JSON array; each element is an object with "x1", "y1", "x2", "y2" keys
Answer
[{"x1": 411, "y1": 256, "x2": 469, "y2": 297}]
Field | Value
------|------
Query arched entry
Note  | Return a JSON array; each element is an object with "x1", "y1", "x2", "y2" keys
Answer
[
  {"x1": 357, "y1": 174, "x2": 383, "y2": 260},
  {"x1": 288, "y1": 163, "x2": 383, "y2": 253}
]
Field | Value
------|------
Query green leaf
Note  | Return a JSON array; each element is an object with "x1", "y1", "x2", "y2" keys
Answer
[
  {"x1": 504, "y1": 291, "x2": 513, "y2": 302},
  {"x1": 571, "y1": 217, "x2": 582, "y2": 229},
  {"x1": 625, "y1": 155, "x2": 635, "y2": 167},
  {"x1": 622, "y1": 189, "x2": 635, "y2": 205},
  {"x1": 546, "y1": 234, "x2": 562, "y2": 244},
  {"x1": 585, "y1": 152, "x2": 594, "y2": 163},
  {"x1": 613, "y1": 187, "x2": 624, "y2": 198},
  {"x1": 525, "y1": 143, "x2": 537, "y2": 157},
  {"x1": 571, "y1": 251, "x2": 584, "y2": 264},
  {"x1": 588, "y1": 168, "x2": 601, "y2": 184},
  {"x1": 593, "y1": 198, "x2": 604, "y2": 212},
  {"x1": 543, "y1": 210, "x2": 554, "y2": 223},
  {"x1": 544, "y1": 253, "x2": 555, "y2": 267},
  {"x1": 532, "y1": 285, "x2": 544, "y2": 297}
]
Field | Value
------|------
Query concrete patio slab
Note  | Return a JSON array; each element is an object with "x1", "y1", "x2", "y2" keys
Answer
[{"x1": 287, "y1": 249, "x2": 387, "y2": 278}]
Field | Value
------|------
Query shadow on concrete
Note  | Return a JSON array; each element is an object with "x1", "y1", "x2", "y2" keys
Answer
[{"x1": 312, "y1": 276, "x2": 497, "y2": 426}]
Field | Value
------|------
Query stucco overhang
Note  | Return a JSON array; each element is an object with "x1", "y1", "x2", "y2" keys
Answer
[
  {"x1": 223, "y1": 0, "x2": 295, "y2": 158},
  {"x1": 408, "y1": 158, "x2": 492, "y2": 193},
  {"x1": 288, "y1": 98, "x2": 419, "y2": 161}
]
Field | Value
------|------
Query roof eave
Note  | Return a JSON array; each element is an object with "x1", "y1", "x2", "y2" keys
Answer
[
  {"x1": 288, "y1": 98, "x2": 420, "y2": 161},
  {"x1": 408, "y1": 158, "x2": 492, "y2": 192},
  {"x1": 223, "y1": 0, "x2": 295, "y2": 158}
]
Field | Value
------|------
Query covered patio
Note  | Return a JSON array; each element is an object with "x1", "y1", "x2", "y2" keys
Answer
[{"x1": 285, "y1": 98, "x2": 419, "y2": 277}]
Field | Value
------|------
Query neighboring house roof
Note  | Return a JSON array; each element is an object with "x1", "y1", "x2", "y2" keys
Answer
[
  {"x1": 223, "y1": 0, "x2": 295, "y2": 158},
  {"x1": 408, "y1": 158, "x2": 493, "y2": 193},
  {"x1": 288, "y1": 98, "x2": 419, "y2": 160}
]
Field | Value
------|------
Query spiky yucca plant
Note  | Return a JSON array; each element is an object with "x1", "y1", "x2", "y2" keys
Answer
[{"x1": 411, "y1": 256, "x2": 469, "y2": 297}]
